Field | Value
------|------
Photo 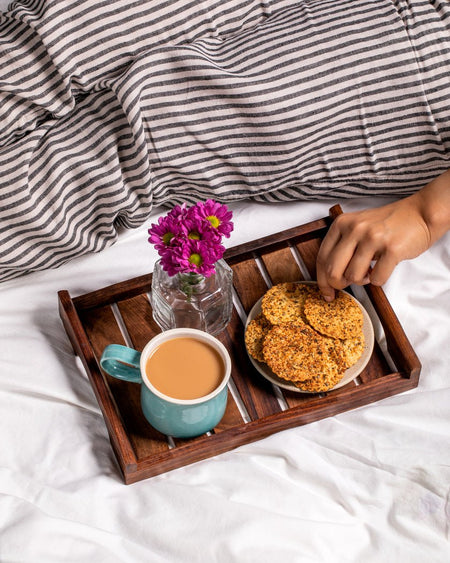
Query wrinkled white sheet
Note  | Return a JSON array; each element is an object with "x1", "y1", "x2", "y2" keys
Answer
[{"x1": 1, "y1": 191, "x2": 449, "y2": 562}]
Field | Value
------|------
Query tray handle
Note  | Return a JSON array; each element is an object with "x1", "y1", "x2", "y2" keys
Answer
[{"x1": 329, "y1": 203, "x2": 344, "y2": 220}]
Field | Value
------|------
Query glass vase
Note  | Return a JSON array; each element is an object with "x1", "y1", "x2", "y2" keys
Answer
[{"x1": 151, "y1": 259, "x2": 233, "y2": 336}]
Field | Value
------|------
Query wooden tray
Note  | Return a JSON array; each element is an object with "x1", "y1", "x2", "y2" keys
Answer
[{"x1": 58, "y1": 205, "x2": 421, "y2": 484}]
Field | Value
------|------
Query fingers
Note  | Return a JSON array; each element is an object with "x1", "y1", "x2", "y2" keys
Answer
[
  {"x1": 316, "y1": 269, "x2": 336, "y2": 302},
  {"x1": 340, "y1": 238, "x2": 377, "y2": 285},
  {"x1": 368, "y1": 253, "x2": 398, "y2": 286},
  {"x1": 316, "y1": 222, "x2": 344, "y2": 301},
  {"x1": 316, "y1": 219, "x2": 359, "y2": 300},
  {"x1": 317, "y1": 214, "x2": 380, "y2": 299},
  {"x1": 318, "y1": 238, "x2": 372, "y2": 298}
]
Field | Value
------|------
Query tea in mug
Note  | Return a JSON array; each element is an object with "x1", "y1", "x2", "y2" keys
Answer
[{"x1": 145, "y1": 337, "x2": 225, "y2": 400}]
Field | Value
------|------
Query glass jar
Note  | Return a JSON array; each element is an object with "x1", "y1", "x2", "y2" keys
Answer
[{"x1": 151, "y1": 259, "x2": 233, "y2": 336}]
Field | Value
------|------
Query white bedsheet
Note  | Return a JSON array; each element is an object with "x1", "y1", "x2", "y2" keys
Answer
[{"x1": 1, "y1": 191, "x2": 449, "y2": 562}]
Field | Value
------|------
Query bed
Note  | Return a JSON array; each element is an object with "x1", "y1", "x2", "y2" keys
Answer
[
  {"x1": 2, "y1": 0, "x2": 450, "y2": 559},
  {"x1": 1, "y1": 190, "x2": 449, "y2": 562}
]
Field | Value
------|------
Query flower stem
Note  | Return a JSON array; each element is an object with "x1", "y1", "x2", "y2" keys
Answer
[{"x1": 178, "y1": 272, "x2": 205, "y2": 302}]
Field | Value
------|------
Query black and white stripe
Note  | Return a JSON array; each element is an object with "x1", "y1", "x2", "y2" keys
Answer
[{"x1": 1, "y1": 0, "x2": 449, "y2": 280}]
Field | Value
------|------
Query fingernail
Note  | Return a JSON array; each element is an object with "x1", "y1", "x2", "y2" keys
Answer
[{"x1": 322, "y1": 294, "x2": 333, "y2": 302}]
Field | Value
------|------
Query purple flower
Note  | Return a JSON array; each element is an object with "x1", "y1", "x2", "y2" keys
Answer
[
  {"x1": 148, "y1": 215, "x2": 182, "y2": 250},
  {"x1": 173, "y1": 239, "x2": 218, "y2": 276},
  {"x1": 183, "y1": 216, "x2": 221, "y2": 244},
  {"x1": 167, "y1": 203, "x2": 188, "y2": 221},
  {"x1": 148, "y1": 199, "x2": 233, "y2": 277},
  {"x1": 159, "y1": 249, "x2": 183, "y2": 277},
  {"x1": 193, "y1": 199, "x2": 234, "y2": 238}
]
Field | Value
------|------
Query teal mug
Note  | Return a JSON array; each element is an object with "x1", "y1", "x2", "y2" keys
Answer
[{"x1": 100, "y1": 328, "x2": 231, "y2": 438}]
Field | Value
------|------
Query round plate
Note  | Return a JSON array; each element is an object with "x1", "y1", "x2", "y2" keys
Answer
[{"x1": 245, "y1": 282, "x2": 374, "y2": 393}]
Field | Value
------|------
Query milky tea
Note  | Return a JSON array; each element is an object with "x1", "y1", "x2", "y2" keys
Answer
[{"x1": 144, "y1": 337, "x2": 225, "y2": 400}]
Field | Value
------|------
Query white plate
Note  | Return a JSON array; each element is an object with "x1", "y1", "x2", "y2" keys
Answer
[{"x1": 245, "y1": 282, "x2": 374, "y2": 393}]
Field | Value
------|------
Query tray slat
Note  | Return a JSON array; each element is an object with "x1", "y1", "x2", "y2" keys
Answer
[
  {"x1": 294, "y1": 235, "x2": 324, "y2": 278},
  {"x1": 260, "y1": 246, "x2": 304, "y2": 285},
  {"x1": 58, "y1": 206, "x2": 421, "y2": 483},
  {"x1": 230, "y1": 258, "x2": 267, "y2": 313},
  {"x1": 116, "y1": 294, "x2": 159, "y2": 350}
]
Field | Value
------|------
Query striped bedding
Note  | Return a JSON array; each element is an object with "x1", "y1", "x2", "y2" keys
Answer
[{"x1": 1, "y1": 0, "x2": 449, "y2": 281}]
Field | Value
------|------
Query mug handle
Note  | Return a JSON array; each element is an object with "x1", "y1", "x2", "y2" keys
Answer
[{"x1": 100, "y1": 344, "x2": 143, "y2": 383}]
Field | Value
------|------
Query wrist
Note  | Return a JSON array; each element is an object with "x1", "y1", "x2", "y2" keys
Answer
[{"x1": 413, "y1": 169, "x2": 450, "y2": 244}]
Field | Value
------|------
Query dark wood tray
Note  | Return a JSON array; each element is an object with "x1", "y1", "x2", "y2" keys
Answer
[{"x1": 58, "y1": 205, "x2": 421, "y2": 484}]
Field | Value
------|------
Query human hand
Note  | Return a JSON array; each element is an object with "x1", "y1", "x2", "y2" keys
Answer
[
  {"x1": 316, "y1": 197, "x2": 432, "y2": 301},
  {"x1": 317, "y1": 169, "x2": 450, "y2": 300}
]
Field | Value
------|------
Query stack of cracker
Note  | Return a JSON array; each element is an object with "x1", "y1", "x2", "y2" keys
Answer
[{"x1": 245, "y1": 282, "x2": 365, "y2": 392}]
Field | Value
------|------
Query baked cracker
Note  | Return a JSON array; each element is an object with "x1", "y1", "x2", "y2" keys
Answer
[{"x1": 303, "y1": 291, "x2": 363, "y2": 339}]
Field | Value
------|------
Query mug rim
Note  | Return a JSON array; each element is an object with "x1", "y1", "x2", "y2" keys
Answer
[{"x1": 139, "y1": 328, "x2": 231, "y2": 405}]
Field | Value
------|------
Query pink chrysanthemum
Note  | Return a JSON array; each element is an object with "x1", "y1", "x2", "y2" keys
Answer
[
  {"x1": 182, "y1": 216, "x2": 221, "y2": 244},
  {"x1": 171, "y1": 240, "x2": 218, "y2": 276},
  {"x1": 147, "y1": 215, "x2": 182, "y2": 250},
  {"x1": 167, "y1": 203, "x2": 188, "y2": 221},
  {"x1": 159, "y1": 249, "x2": 183, "y2": 277},
  {"x1": 148, "y1": 199, "x2": 233, "y2": 277},
  {"x1": 193, "y1": 199, "x2": 234, "y2": 238}
]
